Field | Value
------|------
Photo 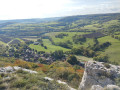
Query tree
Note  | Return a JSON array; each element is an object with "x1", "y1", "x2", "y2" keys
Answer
[
  {"x1": 67, "y1": 55, "x2": 79, "y2": 65},
  {"x1": 14, "y1": 53, "x2": 19, "y2": 58},
  {"x1": 93, "y1": 38, "x2": 99, "y2": 46},
  {"x1": 93, "y1": 54, "x2": 108, "y2": 62},
  {"x1": 51, "y1": 50, "x2": 64, "y2": 59},
  {"x1": 72, "y1": 35, "x2": 86, "y2": 44},
  {"x1": 44, "y1": 46, "x2": 47, "y2": 49}
]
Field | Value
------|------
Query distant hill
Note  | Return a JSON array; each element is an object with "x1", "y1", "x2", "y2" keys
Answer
[
  {"x1": 0, "y1": 17, "x2": 61, "y2": 24},
  {"x1": 58, "y1": 13, "x2": 120, "y2": 23},
  {"x1": 0, "y1": 13, "x2": 120, "y2": 36}
]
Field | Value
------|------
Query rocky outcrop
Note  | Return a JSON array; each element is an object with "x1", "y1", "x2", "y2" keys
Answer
[
  {"x1": 79, "y1": 61, "x2": 120, "y2": 90},
  {"x1": 91, "y1": 85, "x2": 120, "y2": 90},
  {"x1": 0, "y1": 66, "x2": 38, "y2": 74}
]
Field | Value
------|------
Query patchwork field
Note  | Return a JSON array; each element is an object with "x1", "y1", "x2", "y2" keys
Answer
[
  {"x1": 0, "y1": 31, "x2": 120, "y2": 64},
  {"x1": 29, "y1": 32, "x2": 95, "y2": 52},
  {"x1": 29, "y1": 32, "x2": 120, "y2": 64},
  {"x1": 0, "y1": 36, "x2": 12, "y2": 43},
  {"x1": 29, "y1": 39, "x2": 70, "y2": 52}
]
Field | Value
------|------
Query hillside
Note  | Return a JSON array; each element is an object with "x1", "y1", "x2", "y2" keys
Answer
[
  {"x1": 0, "y1": 13, "x2": 120, "y2": 64},
  {"x1": 0, "y1": 13, "x2": 120, "y2": 36},
  {"x1": 0, "y1": 13, "x2": 120, "y2": 89}
]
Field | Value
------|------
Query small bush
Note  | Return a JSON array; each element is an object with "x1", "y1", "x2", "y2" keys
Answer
[
  {"x1": 16, "y1": 69, "x2": 28, "y2": 74},
  {"x1": 115, "y1": 75, "x2": 120, "y2": 86},
  {"x1": 0, "y1": 83, "x2": 7, "y2": 89},
  {"x1": 73, "y1": 65, "x2": 81, "y2": 71},
  {"x1": 67, "y1": 55, "x2": 79, "y2": 65},
  {"x1": 93, "y1": 54, "x2": 108, "y2": 62},
  {"x1": 12, "y1": 80, "x2": 27, "y2": 88},
  {"x1": 103, "y1": 63, "x2": 111, "y2": 68}
]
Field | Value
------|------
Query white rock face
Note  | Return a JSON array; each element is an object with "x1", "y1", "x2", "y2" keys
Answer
[
  {"x1": 91, "y1": 85, "x2": 103, "y2": 90},
  {"x1": 79, "y1": 61, "x2": 120, "y2": 90},
  {"x1": 105, "y1": 85, "x2": 120, "y2": 90},
  {"x1": 0, "y1": 66, "x2": 38, "y2": 74}
]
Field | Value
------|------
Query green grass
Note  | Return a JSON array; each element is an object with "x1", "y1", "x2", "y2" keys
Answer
[
  {"x1": 102, "y1": 20, "x2": 120, "y2": 29},
  {"x1": 45, "y1": 32, "x2": 89, "y2": 43},
  {"x1": 0, "y1": 69, "x2": 68, "y2": 90},
  {"x1": 29, "y1": 32, "x2": 91, "y2": 52},
  {"x1": 16, "y1": 38, "x2": 24, "y2": 43},
  {"x1": 31, "y1": 32, "x2": 120, "y2": 65},
  {"x1": 29, "y1": 39, "x2": 70, "y2": 52},
  {"x1": 23, "y1": 38, "x2": 38, "y2": 41},
  {"x1": 80, "y1": 20, "x2": 120, "y2": 32},
  {"x1": 29, "y1": 32, "x2": 95, "y2": 52},
  {"x1": 98, "y1": 36, "x2": 120, "y2": 64},
  {"x1": 81, "y1": 24, "x2": 101, "y2": 31},
  {"x1": 73, "y1": 38, "x2": 94, "y2": 48},
  {"x1": 0, "y1": 41, "x2": 7, "y2": 46},
  {"x1": 76, "y1": 55, "x2": 93, "y2": 62}
]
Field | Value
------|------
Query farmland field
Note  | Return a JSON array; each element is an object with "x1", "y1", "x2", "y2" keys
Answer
[
  {"x1": 0, "y1": 36, "x2": 12, "y2": 43},
  {"x1": 29, "y1": 39, "x2": 70, "y2": 52},
  {"x1": 45, "y1": 32, "x2": 90, "y2": 43},
  {"x1": 29, "y1": 32, "x2": 107, "y2": 52},
  {"x1": 45, "y1": 32, "x2": 96, "y2": 48},
  {"x1": 37, "y1": 32, "x2": 120, "y2": 64},
  {"x1": 0, "y1": 41, "x2": 7, "y2": 46},
  {"x1": 29, "y1": 32, "x2": 95, "y2": 52},
  {"x1": 98, "y1": 36, "x2": 120, "y2": 64}
]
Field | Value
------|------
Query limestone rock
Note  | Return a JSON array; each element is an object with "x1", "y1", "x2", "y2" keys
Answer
[
  {"x1": 91, "y1": 85, "x2": 103, "y2": 90},
  {"x1": 105, "y1": 85, "x2": 120, "y2": 90},
  {"x1": 0, "y1": 66, "x2": 37, "y2": 74},
  {"x1": 79, "y1": 61, "x2": 120, "y2": 90}
]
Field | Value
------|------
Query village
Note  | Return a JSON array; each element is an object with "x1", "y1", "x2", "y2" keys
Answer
[{"x1": 7, "y1": 41, "x2": 66, "y2": 65}]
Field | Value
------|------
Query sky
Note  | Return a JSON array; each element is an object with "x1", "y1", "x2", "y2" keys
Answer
[{"x1": 0, "y1": 0, "x2": 120, "y2": 20}]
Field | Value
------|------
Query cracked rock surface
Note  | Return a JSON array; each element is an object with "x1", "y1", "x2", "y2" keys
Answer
[{"x1": 79, "y1": 61, "x2": 120, "y2": 90}]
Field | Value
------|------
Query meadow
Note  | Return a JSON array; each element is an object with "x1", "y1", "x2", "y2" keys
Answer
[
  {"x1": 98, "y1": 36, "x2": 120, "y2": 64},
  {"x1": 29, "y1": 32, "x2": 120, "y2": 64},
  {"x1": 29, "y1": 39, "x2": 70, "y2": 52},
  {"x1": 29, "y1": 32, "x2": 94, "y2": 52}
]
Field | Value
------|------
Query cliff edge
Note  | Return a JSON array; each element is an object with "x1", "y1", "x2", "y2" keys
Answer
[{"x1": 79, "y1": 61, "x2": 120, "y2": 90}]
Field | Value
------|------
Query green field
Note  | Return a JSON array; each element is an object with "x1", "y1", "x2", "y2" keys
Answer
[
  {"x1": 29, "y1": 39, "x2": 70, "y2": 52},
  {"x1": 29, "y1": 32, "x2": 92, "y2": 52},
  {"x1": 76, "y1": 55, "x2": 93, "y2": 62},
  {"x1": 30, "y1": 32, "x2": 120, "y2": 64},
  {"x1": 45, "y1": 32, "x2": 89, "y2": 43},
  {"x1": 98, "y1": 36, "x2": 120, "y2": 64},
  {"x1": 45, "y1": 32, "x2": 94, "y2": 48},
  {"x1": 0, "y1": 41, "x2": 7, "y2": 46},
  {"x1": 16, "y1": 38, "x2": 25, "y2": 43}
]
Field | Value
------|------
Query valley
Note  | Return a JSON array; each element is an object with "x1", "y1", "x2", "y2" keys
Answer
[{"x1": 0, "y1": 13, "x2": 120, "y2": 89}]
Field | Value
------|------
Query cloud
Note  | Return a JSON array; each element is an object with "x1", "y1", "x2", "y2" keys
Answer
[{"x1": 0, "y1": 0, "x2": 120, "y2": 20}]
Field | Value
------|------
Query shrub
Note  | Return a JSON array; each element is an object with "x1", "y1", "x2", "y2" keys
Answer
[
  {"x1": 115, "y1": 75, "x2": 120, "y2": 86},
  {"x1": 57, "y1": 42, "x2": 72, "y2": 49},
  {"x1": 55, "y1": 33, "x2": 68, "y2": 38},
  {"x1": 16, "y1": 69, "x2": 28, "y2": 74},
  {"x1": 68, "y1": 73, "x2": 80, "y2": 81},
  {"x1": 103, "y1": 63, "x2": 111, "y2": 68},
  {"x1": 51, "y1": 50, "x2": 65, "y2": 59},
  {"x1": 93, "y1": 54, "x2": 108, "y2": 62},
  {"x1": 72, "y1": 35, "x2": 86, "y2": 44},
  {"x1": 12, "y1": 79, "x2": 27, "y2": 88},
  {"x1": 73, "y1": 65, "x2": 81, "y2": 71},
  {"x1": 0, "y1": 83, "x2": 7, "y2": 89},
  {"x1": 67, "y1": 55, "x2": 79, "y2": 65}
]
